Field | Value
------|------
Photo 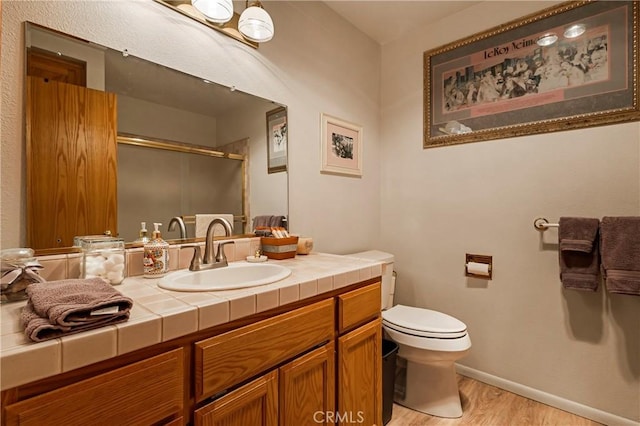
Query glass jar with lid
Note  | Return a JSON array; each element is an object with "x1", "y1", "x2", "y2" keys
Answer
[
  {"x1": 78, "y1": 236, "x2": 126, "y2": 285},
  {"x1": 1, "y1": 248, "x2": 45, "y2": 303}
]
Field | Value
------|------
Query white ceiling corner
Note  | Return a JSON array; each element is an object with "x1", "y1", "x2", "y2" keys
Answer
[{"x1": 323, "y1": 1, "x2": 481, "y2": 45}]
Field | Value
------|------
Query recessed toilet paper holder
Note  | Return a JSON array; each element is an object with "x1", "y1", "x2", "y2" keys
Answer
[{"x1": 465, "y1": 253, "x2": 492, "y2": 280}]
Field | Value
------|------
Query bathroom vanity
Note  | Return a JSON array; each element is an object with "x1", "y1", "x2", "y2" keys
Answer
[{"x1": 0, "y1": 253, "x2": 383, "y2": 425}]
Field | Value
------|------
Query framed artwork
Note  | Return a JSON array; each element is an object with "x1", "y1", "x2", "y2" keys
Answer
[
  {"x1": 320, "y1": 113, "x2": 363, "y2": 177},
  {"x1": 266, "y1": 106, "x2": 287, "y2": 173},
  {"x1": 424, "y1": 1, "x2": 639, "y2": 148}
]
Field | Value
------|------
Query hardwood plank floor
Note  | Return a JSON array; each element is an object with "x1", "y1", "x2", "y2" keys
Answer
[{"x1": 387, "y1": 375, "x2": 602, "y2": 426}]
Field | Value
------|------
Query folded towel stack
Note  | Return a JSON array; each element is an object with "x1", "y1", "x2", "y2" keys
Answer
[
  {"x1": 558, "y1": 217, "x2": 600, "y2": 291},
  {"x1": 21, "y1": 278, "x2": 133, "y2": 342},
  {"x1": 600, "y1": 217, "x2": 640, "y2": 296}
]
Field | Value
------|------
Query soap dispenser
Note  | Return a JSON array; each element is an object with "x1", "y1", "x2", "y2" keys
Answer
[
  {"x1": 143, "y1": 223, "x2": 169, "y2": 278},
  {"x1": 135, "y1": 222, "x2": 150, "y2": 244}
]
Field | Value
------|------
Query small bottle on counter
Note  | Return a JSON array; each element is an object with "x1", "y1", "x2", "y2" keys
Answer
[
  {"x1": 143, "y1": 223, "x2": 169, "y2": 278},
  {"x1": 135, "y1": 222, "x2": 150, "y2": 244},
  {"x1": 79, "y1": 236, "x2": 126, "y2": 285}
]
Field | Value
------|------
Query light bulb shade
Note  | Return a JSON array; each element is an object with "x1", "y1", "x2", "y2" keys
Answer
[
  {"x1": 191, "y1": 0, "x2": 233, "y2": 24},
  {"x1": 564, "y1": 24, "x2": 586, "y2": 39},
  {"x1": 536, "y1": 33, "x2": 558, "y2": 47},
  {"x1": 239, "y1": 5, "x2": 274, "y2": 42}
]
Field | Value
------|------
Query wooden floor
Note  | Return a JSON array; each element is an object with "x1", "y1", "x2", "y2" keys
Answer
[{"x1": 387, "y1": 375, "x2": 602, "y2": 426}]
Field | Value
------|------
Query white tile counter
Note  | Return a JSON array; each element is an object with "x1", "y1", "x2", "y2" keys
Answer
[{"x1": 0, "y1": 253, "x2": 382, "y2": 391}]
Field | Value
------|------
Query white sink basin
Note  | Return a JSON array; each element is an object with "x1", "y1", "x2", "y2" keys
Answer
[{"x1": 157, "y1": 262, "x2": 291, "y2": 292}]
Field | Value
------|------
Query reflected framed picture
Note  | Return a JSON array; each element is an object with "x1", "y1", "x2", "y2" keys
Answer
[
  {"x1": 424, "y1": 1, "x2": 640, "y2": 148},
  {"x1": 320, "y1": 113, "x2": 363, "y2": 177},
  {"x1": 266, "y1": 106, "x2": 287, "y2": 174}
]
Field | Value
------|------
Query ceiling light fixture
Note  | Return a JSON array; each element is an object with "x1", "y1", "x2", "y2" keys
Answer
[
  {"x1": 191, "y1": 0, "x2": 233, "y2": 24},
  {"x1": 239, "y1": 1, "x2": 274, "y2": 43},
  {"x1": 536, "y1": 33, "x2": 558, "y2": 47},
  {"x1": 564, "y1": 23, "x2": 586, "y2": 39}
]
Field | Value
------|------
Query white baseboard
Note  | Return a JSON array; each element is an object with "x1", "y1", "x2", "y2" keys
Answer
[{"x1": 455, "y1": 364, "x2": 639, "y2": 426}]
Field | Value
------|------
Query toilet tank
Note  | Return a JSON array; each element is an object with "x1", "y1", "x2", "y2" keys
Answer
[{"x1": 347, "y1": 250, "x2": 395, "y2": 310}]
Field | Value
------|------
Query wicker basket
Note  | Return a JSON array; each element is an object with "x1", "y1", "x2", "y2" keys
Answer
[{"x1": 260, "y1": 236, "x2": 299, "y2": 260}]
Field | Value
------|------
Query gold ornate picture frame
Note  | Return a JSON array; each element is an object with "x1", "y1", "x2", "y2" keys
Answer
[{"x1": 424, "y1": 1, "x2": 639, "y2": 148}]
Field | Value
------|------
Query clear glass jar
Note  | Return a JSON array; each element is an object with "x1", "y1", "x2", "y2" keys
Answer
[
  {"x1": 79, "y1": 236, "x2": 126, "y2": 285},
  {"x1": 1, "y1": 248, "x2": 45, "y2": 303}
]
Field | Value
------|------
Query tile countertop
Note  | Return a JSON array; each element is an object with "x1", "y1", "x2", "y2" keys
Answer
[{"x1": 0, "y1": 253, "x2": 382, "y2": 391}]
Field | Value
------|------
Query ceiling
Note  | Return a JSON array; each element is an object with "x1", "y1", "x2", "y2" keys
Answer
[{"x1": 323, "y1": 1, "x2": 480, "y2": 45}]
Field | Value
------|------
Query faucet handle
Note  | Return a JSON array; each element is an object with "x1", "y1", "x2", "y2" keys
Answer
[
  {"x1": 215, "y1": 241, "x2": 235, "y2": 264},
  {"x1": 183, "y1": 245, "x2": 202, "y2": 271}
]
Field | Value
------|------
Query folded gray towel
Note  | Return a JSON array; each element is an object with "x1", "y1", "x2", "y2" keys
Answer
[
  {"x1": 269, "y1": 215, "x2": 286, "y2": 228},
  {"x1": 21, "y1": 278, "x2": 133, "y2": 342},
  {"x1": 559, "y1": 217, "x2": 600, "y2": 252},
  {"x1": 253, "y1": 215, "x2": 286, "y2": 229},
  {"x1": 558, "y1": 217, "x2": 600, "y2": 291},
  {"x1": 253, "y1": 215, "x2": 273, "y2": 229},
  {"x1": 600, "y1": 217, "x2": 640, "y2": 296},
  {"x1": 22, "y1": 300, "x2": 130, "y2": 342}
]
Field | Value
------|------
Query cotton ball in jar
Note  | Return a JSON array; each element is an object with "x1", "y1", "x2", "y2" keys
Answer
[
  {"x1": 111, "y1": 263, "x2": 125, "y2": 273},
  {"x1": 106, "y1": 271, "x2": 124, "y2": 285},
  {"x1": 103, "y1": 258, "x2": 115, "y2": 270},
  {"x1": 107, "y1": 253, "x2": 125, "y2": 265},
  {"x1": 84, "y1": 257, "x2": 106, "y2": 277}
]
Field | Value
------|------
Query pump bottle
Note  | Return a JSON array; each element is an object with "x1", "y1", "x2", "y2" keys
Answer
[{"x1": 143, "y1": 223, "x2": 169, "y2": 278}]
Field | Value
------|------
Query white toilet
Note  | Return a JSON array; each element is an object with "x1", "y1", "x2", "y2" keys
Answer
[{"x1": 349, "y1": 250, "x2": 471, "y2": 419}]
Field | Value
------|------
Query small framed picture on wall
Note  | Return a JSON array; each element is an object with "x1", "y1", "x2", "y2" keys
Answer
[
  {"x1": 320, "y1": 113, "x2": 363, "y2": 177},
  {"x1": 266, "y1": 106, "x2": 287, "y2": 174}
]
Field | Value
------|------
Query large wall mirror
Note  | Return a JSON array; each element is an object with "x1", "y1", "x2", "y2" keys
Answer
[{"x1": 25, "y1": 23, "x2": 288, "y2": 251}]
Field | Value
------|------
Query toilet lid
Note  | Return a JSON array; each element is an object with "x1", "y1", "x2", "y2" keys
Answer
[{"x1": 382, "y1": 305, "x2": 467, "y2": 338}]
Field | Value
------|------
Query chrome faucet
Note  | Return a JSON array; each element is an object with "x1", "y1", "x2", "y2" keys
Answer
[
  {"x1": 203, "y1": 217, "x2": 233, "y2": 264},
  {"x1": 185, "y1": 241, "x2": 235, "y2": 271},
  {"x1": 185, "y1": 217, "x2": 234, "y2": 271},
  {"x1": 167, "y1": 216, "x2": 187, "y2": 239}
]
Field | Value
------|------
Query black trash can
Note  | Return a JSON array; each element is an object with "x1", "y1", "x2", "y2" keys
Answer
[{"x1": 382, "y1": 339, "x2": 399, "y2": 425}]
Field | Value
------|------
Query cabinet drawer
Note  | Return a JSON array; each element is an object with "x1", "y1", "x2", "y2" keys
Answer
[
  {"x1": 337, "y1": 282, "x2": 381, "y2": 334},
  {"x1": 4, "y1": 348, "x2": 184, "y2": 426},
  {"x1": 195, "y1": 299, "x2": 334, "y2": 401}
]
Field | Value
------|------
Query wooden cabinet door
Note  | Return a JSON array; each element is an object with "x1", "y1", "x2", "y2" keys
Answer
[
  {"x1": 26, "y1": 76, "x2": 117, "y2": 249},
  {"x1": 4, "y1": 348, "x2": 184, "y2": 426},
  {"x1": 279, "y1": 342, "x2": 335, "y2": 426},
  {"x1": 194, "y1": 370, "x2": 278, "y2": 426},
  {"x1": 338, "y1": 318, "x2": 382, "y2": 426}
]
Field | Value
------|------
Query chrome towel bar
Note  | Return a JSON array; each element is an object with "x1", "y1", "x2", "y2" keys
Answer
[{"x1": 534, "y1": 217, "x2": 559, "y2": 230}]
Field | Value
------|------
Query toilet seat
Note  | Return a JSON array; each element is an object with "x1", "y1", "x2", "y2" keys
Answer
[{"x1": 382, "y1": 305, "x2": 467, "y2": 339}]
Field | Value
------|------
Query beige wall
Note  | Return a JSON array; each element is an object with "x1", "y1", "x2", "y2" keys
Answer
[{"x1": 380, "y1": 1, "x2": 640, "y2": 422}]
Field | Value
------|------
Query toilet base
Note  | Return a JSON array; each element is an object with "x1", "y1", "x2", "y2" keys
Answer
[{"x1": 394, "y1": 356, "x2": 464, "y2": 418}]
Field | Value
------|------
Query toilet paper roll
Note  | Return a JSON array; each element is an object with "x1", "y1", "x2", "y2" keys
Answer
[{"x1": 466, "y1": 261, "x2": 490, "y2": 276}]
